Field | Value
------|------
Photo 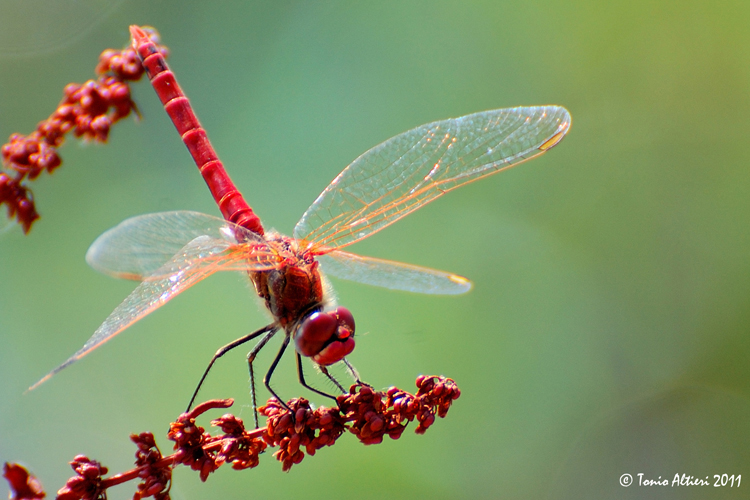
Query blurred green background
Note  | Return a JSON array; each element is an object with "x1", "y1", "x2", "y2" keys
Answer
[{"x1": 2, "y1": 1, "x2": 750, "y2": 498}]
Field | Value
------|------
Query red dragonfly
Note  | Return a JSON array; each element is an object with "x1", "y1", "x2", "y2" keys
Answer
[{"x1": 30, "y1": 27, "x2": 571, "y2": 413}]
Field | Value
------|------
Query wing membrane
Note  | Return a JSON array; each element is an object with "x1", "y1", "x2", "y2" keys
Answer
[
  {"x1": 319, "y1": 250, "x2": 471, "y2": 295},
  {"x1": 294, "y1": 106, "x2": 570, "y2": 251},
  {"x1": 86, "y1": 211, "x2": 267, "y2": 280},
  {"x1": 29, "y1": 235, "x2": 278, "y2": 390}
]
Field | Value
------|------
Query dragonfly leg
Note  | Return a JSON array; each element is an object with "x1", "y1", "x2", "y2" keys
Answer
[
  {"x1": 263, "y1": 334, "x2": 292, "y2": 413},
  {"x1": 296, "y1": 353, "x2": 339, "y2": 401},
  {"x1": 343, "y1": 357, "x2": 370, "y2": 387},
  {"x1": 317, "y1": 364, "x2": 346, "y2": 394},
  {"x1": 246, "y1": 327, "x2": 279, "y2": 428},
  {"x1": 186, "y1": 323, "x2": 276, "y2": 412}
]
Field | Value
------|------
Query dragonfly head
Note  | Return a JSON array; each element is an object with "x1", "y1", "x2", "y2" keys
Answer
[{"x1": 294, "y1": 306, "x2": 355, "y2": 366}]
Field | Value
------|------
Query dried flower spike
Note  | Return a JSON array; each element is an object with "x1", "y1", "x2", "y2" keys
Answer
[
  {"x1": 0, "y1": 173, "x2": 39, "y2": 233},
  {"x1": 55, "y1": 455, "x2": 108, "y2": 500},
  {"x1": 3, "y1": 462, "x2": 46, "y2": 500},
  {"x1": 4, "y1": 377, "x2": 459, "y2": 499},
  {"x1": 131, "y1": 433, "x2": 172, "y2": 500},
  {"x1": 0, "y1": 28, "x2": 167, "y2": 233}
]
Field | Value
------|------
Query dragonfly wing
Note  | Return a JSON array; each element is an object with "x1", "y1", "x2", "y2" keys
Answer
[
  {"x1": 294, "y1": 106, "x2": 570, "y2": 251},
  {"x1": 318, "y1": 250, "x2": 472, "y2": 295},
  {"x1": 86, "y1": 211, "x2": 266, "y2": 280},
  {"x1": 29, "y1": 235, "x2": 277, "y2": 390}
]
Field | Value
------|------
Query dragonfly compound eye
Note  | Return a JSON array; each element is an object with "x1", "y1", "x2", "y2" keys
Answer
[
  {"x1": 295, "y1": 307, "x2": 356, "y2": 366},
  {"x1": 333, "y1": 306, "x2": 355, "y2": 333}
]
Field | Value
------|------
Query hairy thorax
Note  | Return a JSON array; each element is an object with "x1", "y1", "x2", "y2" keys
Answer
[{"x1": 248, "y1": 233, "x2": 325, "y2": 330}]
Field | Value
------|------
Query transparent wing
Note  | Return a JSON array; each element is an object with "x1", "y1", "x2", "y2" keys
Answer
[
  {"x1": 294, "y1": 106, "x2": 570, "y2": 251},
  {"x1": 318, "y1": 250, "x2": 472, "y2": 295},
  {"x1": 29, "y1": 234, "x2": 279, "y2": 390},
  {"x1": 86, "y1": 210, "x2": 268, "y2": 280}
]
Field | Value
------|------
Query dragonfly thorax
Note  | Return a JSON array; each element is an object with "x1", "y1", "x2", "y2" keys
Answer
[
  {"x1": 249, "y1": 233, "x2": 325, "y2": 329},
  {"x1": 248, "y1": 233, "x2": 356, "y2": 365}
]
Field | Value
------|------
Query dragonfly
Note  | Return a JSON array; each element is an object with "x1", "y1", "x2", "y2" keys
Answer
[{"x1": 30, "y1": 26, "x2": 571, "y2": 416}]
